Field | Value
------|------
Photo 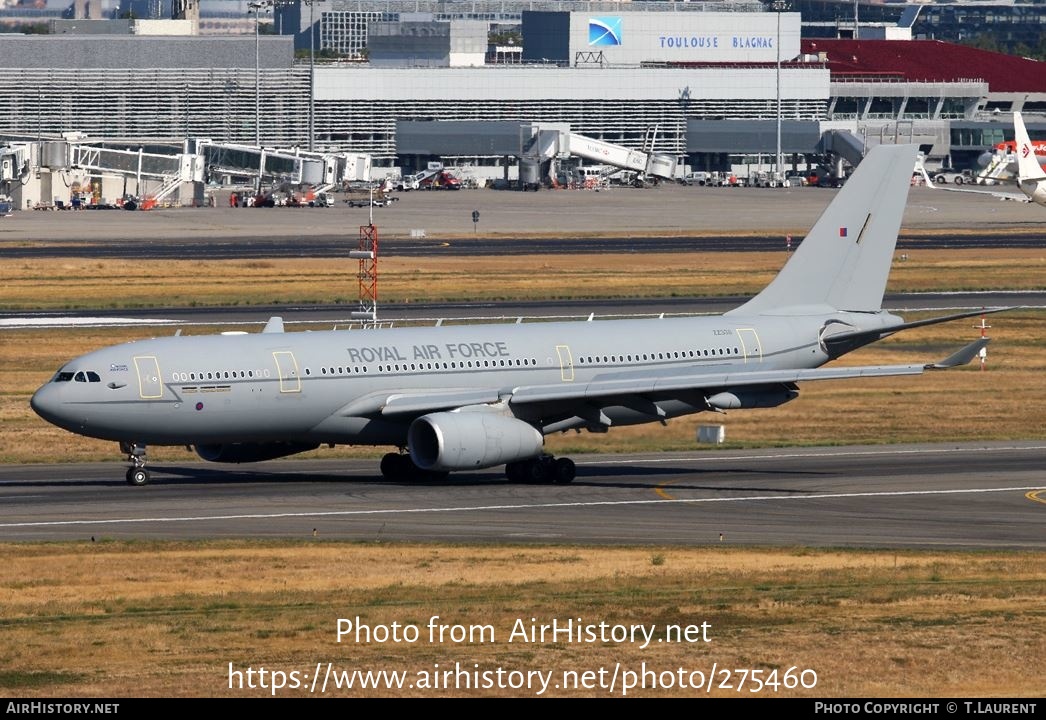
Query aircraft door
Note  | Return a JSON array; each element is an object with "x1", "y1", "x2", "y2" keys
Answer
[
  {"x1": 735, "y1": 328, "x2": 763, "y2": 364},
  {"x1": 555, "y1": 344, "x2": 574, "y2": 382},
  {"x1": 133, "y1": 356, "x2": 164, "y2": 399},
  {"x1": 272, "y1": 351, "x2": 302, "y2": 393}
]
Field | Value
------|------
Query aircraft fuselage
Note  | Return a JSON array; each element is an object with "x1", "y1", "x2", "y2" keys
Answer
[{"x1": 32, "y1": 311, "x2": 873, "y2": 448}]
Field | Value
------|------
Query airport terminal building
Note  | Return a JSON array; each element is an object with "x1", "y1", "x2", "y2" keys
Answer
[{"x1": 0, "y1": 0, "x2": 1043, "y2": 188}]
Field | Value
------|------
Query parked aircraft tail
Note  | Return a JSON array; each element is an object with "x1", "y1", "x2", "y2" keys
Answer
[
  {"x1": 728, "y1": 144, "x2": 919, "y2": 317},
  {"x1": 1014, "y1": 112, "x2": 1046, "y2": 183}
]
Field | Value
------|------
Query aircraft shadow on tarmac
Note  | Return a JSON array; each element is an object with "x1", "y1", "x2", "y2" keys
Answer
[
  {"x1": 15, "y1": 463, "x2": 825, "y2": 494},
  {"x1": 150, "y1": 465, "x2": 509, "y2": 487}
]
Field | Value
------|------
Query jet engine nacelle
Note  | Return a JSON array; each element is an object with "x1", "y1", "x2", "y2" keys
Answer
[
  {"x1": 706, "y1": 386, "x2": 798, "y2": 410},
  {"x1": 408, "y1": 412, "x2": 543, "y2": 471},
  {"x1": 194, "y1": 441, "x2": 319, "y2": 464}
]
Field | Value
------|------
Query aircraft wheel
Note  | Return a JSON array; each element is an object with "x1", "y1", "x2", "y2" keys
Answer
[
  {"x1": 382, "y1": 453, "x2": 418, "y2": 481},
  {"x1": 505, "y1": 461, "x2": 526, "y2": 483},
  {"x1": 553, "y1": 457, "x2": 576, "y2": 485},
  {"x1": 380, "y1": 452, "x2": 403, "y2": 480},
  {"x1": 527, "y1": 458, "x2": 552, "y2": 484},
  {"x1": 126, "y1": 467, "x2": 149, "y2": 486}
]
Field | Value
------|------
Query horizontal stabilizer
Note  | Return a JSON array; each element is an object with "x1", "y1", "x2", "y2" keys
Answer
[
  {"x1": 822, "y1": 306, "x2": 1014, "y2": 359},
  {"x1": 927, "y1": 337, "x2": 989, "y2": 369}
]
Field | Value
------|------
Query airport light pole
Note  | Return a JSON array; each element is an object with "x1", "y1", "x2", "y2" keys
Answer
[
  {"x1": 249, "y1": 0, "x2": 274, "y2": 194},
  {"x1": 772, "y1": 0, "x2": 788, "y2": 184},
  {"x1": 248, "y1": 1, "x2": 272, "y2": 149},
  {"x1": 255, "y1": 9, "x2": 260, "y2": 148},
  {"x1": 304, "y1": 0, "x2": 316, "y2": 152}
]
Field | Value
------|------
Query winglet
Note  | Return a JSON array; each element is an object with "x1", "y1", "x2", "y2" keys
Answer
[
  {"x1": 262, "y1": 316, "x2": 285, "y2": 334},
  {"x1": 926, "y1": 337, "x2": 989, "y2": 369}
]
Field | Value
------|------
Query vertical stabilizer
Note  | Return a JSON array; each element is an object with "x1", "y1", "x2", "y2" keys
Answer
[
  {"x1": 727, "y1": 144, "x2": 918, "y2": 316},
  {"x1": 1013, "y1": 112, "x2": 1046, "y2": 182}
]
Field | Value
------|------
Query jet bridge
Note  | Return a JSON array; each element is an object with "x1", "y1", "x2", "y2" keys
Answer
[
  {"x1": 69, "y1": 144, "x2": 205, "y2": 205},
  {"x1": 0, "y1": 143, "x2": 30, "y2": 183},
  {"x1": 3, "y1": 136, "x2": 206, "y2": 209},
  {"x1": 4, "y1": 134, "x2": 373, "y2": 210},
  {"x1": 820, "y1": 129, "x2": 866, "y2": 169},
  {"x1": 818, "y1": 124, "x2": 942, "y2": 182},
  {"x1": 197, "y1": 141, "x2": 371, "y2": 194},
  {"x1": 519, "y1": 123, "x2": 677, "y2": 189}
]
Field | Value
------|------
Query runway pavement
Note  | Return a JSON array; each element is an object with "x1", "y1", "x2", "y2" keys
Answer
[
  {"x1": 1, "y1": 183, "x2": 1043, "y2": 249},
  {"x1": 1, "y1": 443, "x2": 1043, "y2": 548}
]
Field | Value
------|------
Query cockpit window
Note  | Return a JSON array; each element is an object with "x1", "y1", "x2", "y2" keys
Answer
[{"x1": 58, "y1": 370, "x2": 102, "y2": 383}]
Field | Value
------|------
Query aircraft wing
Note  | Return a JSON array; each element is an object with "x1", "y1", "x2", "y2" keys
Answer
[
  {"x1": 335, "y1": 338, "x2": 988, "y2": 420},
  {"x1": 919, "y1": 167, "x2": 1030, "y2": 202},
  {"x1": 508, "y1": 338, "x2": 988, "y2": 406},
  {"x1": 338, "y1": 388, "x2": 501, "y2": 416},
  {"x1": 508, "y1": 363, "x2": 923, "y2": 405},
  {"x1": 931, "y1": 186, "x2": 1029, "y2": 203}
]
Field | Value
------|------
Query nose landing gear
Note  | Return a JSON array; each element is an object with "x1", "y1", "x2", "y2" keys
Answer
[{"x1": 120, "y1": 441, "x2": 150, "y2": 486}]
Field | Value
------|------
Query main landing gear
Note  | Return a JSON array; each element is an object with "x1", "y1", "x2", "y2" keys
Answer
[
  {"x1": 380, "y1": 452, "x2": 450, "y2": 482},
  {"x1": 120, "y1": 441, "x2": 149, "y2": 486},
  {"x1": 505, "y1": 455, "x2": 576, "y2": 485},
  {"x1": 378, "y1": 452, "x2": 576, "y2": 484}
]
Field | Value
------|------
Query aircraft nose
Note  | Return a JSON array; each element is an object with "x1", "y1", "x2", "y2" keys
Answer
[{"x1": 30, "y1": 382, "x2": 63, "y2": 426}]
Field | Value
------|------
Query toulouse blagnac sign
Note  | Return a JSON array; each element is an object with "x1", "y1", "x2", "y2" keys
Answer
[{"x1": 581, "y1": 13, "x2": 795, "y2": 64}]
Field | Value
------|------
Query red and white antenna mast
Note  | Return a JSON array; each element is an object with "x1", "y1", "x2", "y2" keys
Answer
[
  {"x1": 974, "y1": 311, "x2": 991, "y2": 371},
  {"x1": 349, "y1": 188, "x2": 378, "y2": 327}
]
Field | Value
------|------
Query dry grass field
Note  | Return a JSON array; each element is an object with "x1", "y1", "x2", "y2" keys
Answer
[
  {"x1": 2, "y1": 248, "x2": 1044, "y2": 309},
  {"x1": 0, "y1": 542, "x2": 1043, "y2": 698},
  {"x1": 1, "y1": 247, "x2": 1043, "y2": 699}
]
